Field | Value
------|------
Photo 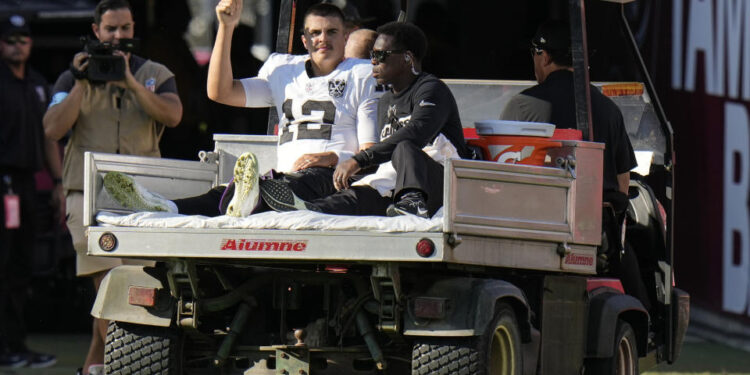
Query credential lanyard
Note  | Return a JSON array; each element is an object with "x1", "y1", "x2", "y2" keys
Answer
[{"x1": 3, "y1": 175, "x2": 20, "y2": 229}]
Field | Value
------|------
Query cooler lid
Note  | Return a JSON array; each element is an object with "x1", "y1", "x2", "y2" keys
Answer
[{"x1": 474, "y1": 120, "x2": 556, "y2": 137}]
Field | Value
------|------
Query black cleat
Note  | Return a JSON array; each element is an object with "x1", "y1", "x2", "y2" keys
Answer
[
  {"x1": 260, "y1": 179, "x2": 321, "y2": 212},
  {"x1": 386, "y1": 191, "x2": 429, "y2": 218}
]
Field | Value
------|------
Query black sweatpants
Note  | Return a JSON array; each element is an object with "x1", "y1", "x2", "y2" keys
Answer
[
  {"x1": 173, "y1": 167, "x2": 340, "y2": 216},
  {"x1": 310, "y1": 141, "x2": 445, "y2": 216},
  {"x1": 0, "y1": 171, "x2": 35, "y2": 353}
]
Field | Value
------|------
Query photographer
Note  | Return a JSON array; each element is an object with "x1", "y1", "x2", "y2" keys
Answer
[{"x1": 42, "y1": 1, "x2": 182, "y2": 374}]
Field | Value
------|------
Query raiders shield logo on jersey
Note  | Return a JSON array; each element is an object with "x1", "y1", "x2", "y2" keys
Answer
[{"x1": 328, "y1": 79, "x2": 346, "y2": 98}]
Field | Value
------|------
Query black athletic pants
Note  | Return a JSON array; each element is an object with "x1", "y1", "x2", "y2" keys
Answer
[
  {"x1": 0, "y1": 171, "x2": 35, "y2": 353},
  {"x1": 174, "y1": 142, "x2": 445, "y2": 218},
  {"x1": 309, "y1": 141, "x2": 445, "y2": 216},
  {"x1": 173, "y1": 167, "x2": 340, "y2": 216}
]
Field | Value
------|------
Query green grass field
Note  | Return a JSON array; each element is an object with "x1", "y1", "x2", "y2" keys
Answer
[{"x1": 644, "y1": 338, "x2": 750, "y2": 375}]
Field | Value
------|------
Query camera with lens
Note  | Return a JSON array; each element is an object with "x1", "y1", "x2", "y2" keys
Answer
[{"x1": 80, "y1": 37, "x2": 139, "y2": 82}]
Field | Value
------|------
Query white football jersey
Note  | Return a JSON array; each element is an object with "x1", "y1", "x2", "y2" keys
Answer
[{"x1": 240, "y1": 54, "x2": 381, "y2": 172}]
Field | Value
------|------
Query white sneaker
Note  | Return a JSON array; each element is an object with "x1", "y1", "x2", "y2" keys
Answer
[
  {"x1": 103, "y1": 171, "x2": 178, "y2": 213},
  {"x1": 226, "y1": 152, "x2": 260, "y2": 217}
]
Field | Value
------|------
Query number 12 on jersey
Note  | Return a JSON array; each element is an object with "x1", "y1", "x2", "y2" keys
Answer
[{"x1": 279, "y1": 99, "x2": 337, "y2": 144}]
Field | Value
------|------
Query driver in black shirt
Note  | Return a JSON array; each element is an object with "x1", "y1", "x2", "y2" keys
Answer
[
  {"x1": 500, "y1": 20, "x2": 637, "y2": 198},
  {"x1": 501, "y1": 21, "x2": 648, "y2": 309}
]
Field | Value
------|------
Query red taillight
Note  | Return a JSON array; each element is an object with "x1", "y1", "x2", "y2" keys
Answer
[
  {"x1": 128, "y1": 286, "x2": 157, "y2": 307},
  {"x1": 416, "y1": 239, "x2": 435, "y2": 257}
]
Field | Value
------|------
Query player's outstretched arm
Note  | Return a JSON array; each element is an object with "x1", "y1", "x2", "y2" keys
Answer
[{"x1": 207, "y1": 0, "x2": 247, "y2": 107}]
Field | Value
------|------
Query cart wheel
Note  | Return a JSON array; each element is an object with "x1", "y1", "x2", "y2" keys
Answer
[
  {"x1": 105, "y1": 321, "x2": 182, "y2": 375},
  {"x1": 586, "y1": 320, "x2": 639, "y2": 375},
  {"x1": 481, "y1": 303, "x2": 522, "y2": 375},
  {"x1": 412, "y1": 338, "x2": 481, "y2": 375},
  {"x1": 411, "y1": 302, "x2": 522, "y2": 375}
]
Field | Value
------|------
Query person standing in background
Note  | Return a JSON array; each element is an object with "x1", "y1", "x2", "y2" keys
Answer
[
  {"x1": 43, "y1": 1, "x2": 183, "y2": 373},
  {"x1": 0, "y1": 14, "x2": 59, "y2": 370}
]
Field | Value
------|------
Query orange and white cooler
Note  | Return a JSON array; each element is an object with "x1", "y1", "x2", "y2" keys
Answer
[{"x1": 467, "y1": 120, "x2": 579, "y2": 166}]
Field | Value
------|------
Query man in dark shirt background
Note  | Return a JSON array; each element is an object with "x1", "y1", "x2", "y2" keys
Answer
[
  {"x1": 501, "y1": 20, "x2": 637, "y2": 197},
  {"x1": 501, "y1": 20, "x2": 648, "y2": 309},
  {"x1": 0, "y1": 14, "x2": 59, "y2": 369}
]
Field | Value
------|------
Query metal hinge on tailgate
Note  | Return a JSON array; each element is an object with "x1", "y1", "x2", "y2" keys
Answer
[{"x1": 370, "y1": 263, "x2": 402, "y2": 333}]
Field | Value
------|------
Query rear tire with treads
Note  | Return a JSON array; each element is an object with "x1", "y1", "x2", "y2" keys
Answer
[
  {"x1": 105, "y1": 321, "x2": 182, "y2": 375},
  {"x1": 411, "y1": 302, "x2": 522, "y2": 375},
  {"x1": 412, "y1": 339, "x2": 481, "y2": 375}
]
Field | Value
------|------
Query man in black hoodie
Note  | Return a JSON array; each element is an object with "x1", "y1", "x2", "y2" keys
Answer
[{"x1": 261, "y1": 21, "x2": 470, "y2": 218}]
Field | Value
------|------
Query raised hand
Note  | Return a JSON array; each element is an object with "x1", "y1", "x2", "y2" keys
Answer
[{"x1": 215, "y1": 0, "x2": 243, "y2": 29}]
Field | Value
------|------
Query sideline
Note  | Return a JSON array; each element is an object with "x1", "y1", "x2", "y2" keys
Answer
[{"x1": 689, "y1": 305, "x2": 750, "y2": 353}]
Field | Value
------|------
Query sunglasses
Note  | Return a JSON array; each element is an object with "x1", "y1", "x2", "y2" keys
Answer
[
  {"x1": 530, "y1": 46, "x2": 544, "y2": 56},
  {"x1": 370, "y1": 49, "x2": 405, "y2": 64},
  {"x1": 2, "y1": 36, "x2": 30, "y2": 46}
]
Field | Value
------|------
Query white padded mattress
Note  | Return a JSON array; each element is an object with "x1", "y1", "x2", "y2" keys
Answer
[{"x1": 96, "y1": 208, "x2": 444, "y2": 233}]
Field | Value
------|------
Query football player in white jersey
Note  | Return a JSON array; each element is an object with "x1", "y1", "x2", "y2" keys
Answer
[
  {"x1": 209, "y1": 0, "x2": 380, "y2": 172},
  {"x1": 209, "y1": 1, "x2": 381, "y2": 216},
  {"x1": 103, "y1": 2, "x2": 381, "y2": 217}
]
